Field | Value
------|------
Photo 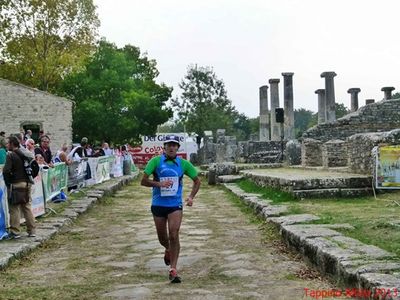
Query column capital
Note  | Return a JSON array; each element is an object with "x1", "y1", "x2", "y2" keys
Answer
[
  {"x1": 268, "y1": 78, "x2": 280, "y2": 84},
  {"x1": 321, "y1": 71, "x2": 337, "y2": 78},
  {"x1": 347, "y1": 88, "x2": 361, "y2": 94},
  {"x1": 315, "y1": 89, "x2": 325, "y2": 95},
  {"x1": 281, "y1": 72, "x2": 294, "y2": 77},
  {"x1": 365, "y1": 99, "x2": 375, "y2": 105},
  {"x1": 259, "y1": 85, "x2": 269, "y2": 90},
  {"x1": 381, "y1": 86, "x2": 395, "y2": 92}
]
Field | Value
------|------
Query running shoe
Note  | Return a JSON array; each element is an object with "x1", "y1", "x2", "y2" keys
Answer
[
  {"x1": 164, "y1": 249, "x2": 170, "y2": 266},
  {"x1": 168, "y1": 268, "x2": 181, "y2": 283}
]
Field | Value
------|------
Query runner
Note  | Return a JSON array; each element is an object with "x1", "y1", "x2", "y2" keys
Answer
[{"x1": 141, "y1": 134, "x2": 201, "y2": 283}]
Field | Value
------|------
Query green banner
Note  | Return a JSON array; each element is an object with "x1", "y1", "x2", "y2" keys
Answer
[{"x1": 42, "y1": 163, "x2": 68, "y2": 201}]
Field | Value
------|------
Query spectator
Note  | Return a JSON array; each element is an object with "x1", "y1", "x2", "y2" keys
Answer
[
  {"x1": 102, "y1": 142, "x2": 113, "y2": 156},
  {"x1": 86, "y1": 143, "x2": 93, "y2": 157},
  {"x1": 54, "y1": 143, "x2": 72, "y2": 165},
  {"x1": 68, "y1": 137, "x2": 89, "y2": 161},
  {"x1": 38, "y1": 130, "x2": 44, "y2": 141},
  {"x1": 121, "y1": 145, "x2": 128, "y2": 154},
  {"x1": 25, "y1": 138, "x2": 35, "y2": 155},
  {"x1": 24, "y1": 129, "x2": 32, "y2": 141},
  {"x1": 34, "y1": 135, "x2": 53, "y2": 166},
  {"x1": 13, "y1": 133, "x2": 34, "y2": 159},
  {"x1": 3, "y1": 136, "x2": 36, "y2": 239},
  {"x1": 0, "y1": 138, "x2": 6, "y2": 164},
  {"x1": 0, "y1": 131, "x2": 5, "y2": 138},
  {"x1": 92, "y1": 146, "x2": 105, "y2": 157},
  {"x1": 35, "y1": 154, "x2": 48, "y2": 168}
]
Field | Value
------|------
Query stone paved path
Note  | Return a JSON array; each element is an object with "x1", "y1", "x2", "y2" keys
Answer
[{"x1": 0, "y1": 178, "x2": 341, "y2": 299}]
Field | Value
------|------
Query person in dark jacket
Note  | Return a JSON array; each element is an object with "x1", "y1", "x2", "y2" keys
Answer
[
  {"x1": 34, "y1": 135, "x2": 52, "y2": 166},
  {"x1": 3, "y1": 136, "x2": 36, "y2": 239}
]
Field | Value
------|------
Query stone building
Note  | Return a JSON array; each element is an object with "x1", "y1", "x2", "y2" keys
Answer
[
  {"x1": 0, "y1": 79, "x2": 73, "y2": 152},
  {"x1": 301, "y1": 98, "x2": 400, "y2": 174}
]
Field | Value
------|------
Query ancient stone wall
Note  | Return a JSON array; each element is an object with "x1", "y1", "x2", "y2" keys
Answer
[
  {"x1": 301, "y1": 138, "x2": 322, "y2": 166},
  {"x1": 347, "y1": 129, "x2": 400, "y2": 174},
  {"x1": 302, "y1": 99, "x2": 400, "y2": 142},
  {"x1": 322, "y1": 139, "x2": 347, "y2": 167},
  {"x1": 241, "y1": 141, "x2": 283, "y2": 163},
  {"x1": 0, "y1": 79, "x2": 73, "y2": 152}
]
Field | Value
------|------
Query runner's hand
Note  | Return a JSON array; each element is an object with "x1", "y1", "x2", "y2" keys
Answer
[
  {"x1": 159, "y1": 180, "x2": 173, "y2": 188},
  {"x1": 185, "y1": 196, "x2": 194, "y2": 207}
]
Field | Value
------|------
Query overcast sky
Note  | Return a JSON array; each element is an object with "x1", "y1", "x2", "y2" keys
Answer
[{"x1": 94, "y1": 0, "x2": 400, "y2": 118}]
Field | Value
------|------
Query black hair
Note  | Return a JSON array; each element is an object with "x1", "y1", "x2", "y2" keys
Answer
[
  {"x1": 8, "y1": 136, "x2": 20, "y2": 148},
  {"x1": 39, "y1": 135, "x2": 50, "y2": 143}
]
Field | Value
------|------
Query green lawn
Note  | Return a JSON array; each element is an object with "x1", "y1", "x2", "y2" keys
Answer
[{"x1": 236, "y1": 179, "x2": 400, "y2": 258}]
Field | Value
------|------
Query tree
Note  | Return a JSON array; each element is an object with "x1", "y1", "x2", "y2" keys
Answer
[
  {"x1": 336, "y1": 103, "x2": 350, "y2": 119},
  {"x1": 59, "y1": 40, "x2": 173, "y2": 144},
  {"x1": 294, "y1": 108, "x2": 315, "y2": 138},
  {"x1": 172, "y1": 65, "x2": 237, "y2": 139},
  {"x1": 0, "y1": 0, "x2": 99, "y2": 91},
  {"x1": 392, "y1": 92, "x2": 400, "y2": 99}
]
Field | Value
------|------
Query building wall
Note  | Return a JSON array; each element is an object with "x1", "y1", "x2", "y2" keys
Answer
[{"x1": 0, "y1": 79, "x2": 73, "y2": 152}]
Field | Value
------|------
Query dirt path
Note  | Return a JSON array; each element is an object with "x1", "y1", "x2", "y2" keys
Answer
[{"x1": 0, "y1": 178, "x2": 340, "y2": 299}]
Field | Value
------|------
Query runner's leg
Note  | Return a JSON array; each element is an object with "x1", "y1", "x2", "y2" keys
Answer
[
  {"x1": 167, "y1": 209, "x2": 183, "y2": 270},
  {"x1": 153, "y1": 216, "x2": 169, "y2": 250}
]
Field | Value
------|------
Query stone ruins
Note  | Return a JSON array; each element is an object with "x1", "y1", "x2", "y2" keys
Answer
[{"x1": 197, "y1": 71, "x2": 400, "y2": 176}]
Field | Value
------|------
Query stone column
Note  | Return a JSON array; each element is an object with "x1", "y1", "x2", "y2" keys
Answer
[
  {"x1": 269, "y1": 79, "x2": 280, "y2": 141},
  {"x1": 347, "y1": 88, "x2": 361, "y2": 112},
  {"x1": 259, "y1": 85, "x2": 270, "y2": 141},
  {"x1": 381, "y1": 86, "x2": 395, "y2": 100},
  {"x1": 365, "y1": 99, "x2": 375, "y2": 105},
  {"x1": 282, "y1": 72, "x2": 294, "y2": 140},
  {"x1": 320, "y1": 71, "x2": 337, "y2": 122},
  {"x1": 315, "y1": 89, "x2": 326, "y2": 124}
]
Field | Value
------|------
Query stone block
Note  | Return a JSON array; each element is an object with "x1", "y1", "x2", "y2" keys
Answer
[
  {"x1": 268, "y1": 214, "x2": 320, "y2": 225},
  {"x1": 322, "y1": 139, "x2": 348, "y2": 167},
  {"x1": 285, "y1": 139, "x2": 301, "y2": 165},
  {"x1": 302, "y1": 138, "x2": 323, "y2": 166}
]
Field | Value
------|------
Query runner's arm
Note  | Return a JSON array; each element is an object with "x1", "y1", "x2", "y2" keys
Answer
[
  {"x1": 185, "y1": 176, "x2": 201, "y2": 206},
  {"x1": 141, "y1": 173, "x2": 172, "y2": 188}
]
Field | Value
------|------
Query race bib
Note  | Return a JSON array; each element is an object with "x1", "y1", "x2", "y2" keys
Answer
[{"x1": 160, "y1": 176, "x2": 179, "y2": 196}]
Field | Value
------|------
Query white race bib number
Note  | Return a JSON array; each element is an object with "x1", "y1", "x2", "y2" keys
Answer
[{"x1": 160, "y1": 176, "x2": 179, "y2": 196}]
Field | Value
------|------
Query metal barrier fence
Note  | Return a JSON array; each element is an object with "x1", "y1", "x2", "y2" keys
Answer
[{"x1": 0, "y1": 154, "x2": 136, "y2": 240}]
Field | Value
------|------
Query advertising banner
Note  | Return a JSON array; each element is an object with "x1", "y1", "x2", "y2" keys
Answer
[
  {"x1": 111, "y1": 155, "x2": 123, "y2": 178},
  {"x1": 129, "y1": 133, "x2": 197, "y2": 166},
  {"x1": 42, "y1": 163, "x2": 68, "y2": 201},
  {"x1": 86, "y1": 156, "x2": 115, "y2": 185},
  {"x1": 0, "y1": 171, "x2": 8, "y2": 240},
  {"x1": 376, "y1": 145, "x2": 400, "y2": 188},
  {"x1": 31, "y1": 172, "x2": 45, "y2": 217}
]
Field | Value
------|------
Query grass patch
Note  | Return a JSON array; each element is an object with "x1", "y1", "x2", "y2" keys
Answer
[
  {"x1": 222, "y1": 186, "x2": 281, "y2": 243},
  {"x1": 237, "y1": 179, "x2": 296, "y2": 203},
  {"x1": 233, "y1": 181, "x2": 400, "y2": 258}
]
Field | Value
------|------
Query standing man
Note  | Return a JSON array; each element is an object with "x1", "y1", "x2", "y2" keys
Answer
[
  {"x1": 3, "y1": 136, "x2": 36, "y2": 239},
  {"x1": 141, "y1": 135, "x2": 200, "y2": 283}
]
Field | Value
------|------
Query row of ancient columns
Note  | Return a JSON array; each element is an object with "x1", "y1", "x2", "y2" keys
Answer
[
  {"x1": 260, "y1": 72, "x2": 397, "y2": 137},
  {"x1": 316, "y1": 72, "x2": 396, "y2": 124},
  {"x1": 259, "y1": 73, "x2": 295, "y2": 141}
]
